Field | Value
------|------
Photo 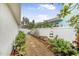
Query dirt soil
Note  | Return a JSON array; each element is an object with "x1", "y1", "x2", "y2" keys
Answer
[{"x1": 25, "y1": 35, "x2": 54, "y2": 56}]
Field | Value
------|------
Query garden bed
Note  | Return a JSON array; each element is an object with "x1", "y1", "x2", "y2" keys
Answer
[
  {"x1": 10, "y1": 31, "x2": 26, "y2": 56},
  {"x1": 31, "y1": 34, "x2": 79, "y2": 56}
]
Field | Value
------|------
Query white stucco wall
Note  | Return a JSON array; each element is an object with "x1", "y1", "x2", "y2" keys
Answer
[{"x1": 0, "y1": 4, "x2": 18, "y2": 55}]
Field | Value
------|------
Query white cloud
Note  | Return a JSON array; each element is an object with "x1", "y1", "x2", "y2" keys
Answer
[
  {"x1": 32, "y1": 15, "x2": 51, "y2": 23},
  {"x1": 38, "y1": 4, "x2": 56, "y2": 10}
]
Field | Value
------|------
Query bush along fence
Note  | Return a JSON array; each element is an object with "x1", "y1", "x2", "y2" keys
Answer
[
  {"x1": 11, "y1": 31, "x2": 26, "y2": 56},
  {"x1": 48, "y1": 35, "x2": 79, "y2": 56}
]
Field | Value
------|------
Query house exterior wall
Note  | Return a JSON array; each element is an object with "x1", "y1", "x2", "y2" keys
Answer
[{"x1": 0, "y1": 4, "x2": 18, "y2": 55}]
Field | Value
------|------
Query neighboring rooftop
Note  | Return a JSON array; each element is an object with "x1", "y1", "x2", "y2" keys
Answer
[{"x1": 44, "y1": 17, "x2": 62, "y2": 23}]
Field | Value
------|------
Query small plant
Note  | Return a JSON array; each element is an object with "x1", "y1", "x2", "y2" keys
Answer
[
  {"x1": 11, "y1": 31, "x2": 26, "y2": 56},
  {"x1": 48, "y1": 35, "x2": 77, "y2": 56},
  {"x1": 72, "y1": 51, "x2": 79, "y2": 56}
]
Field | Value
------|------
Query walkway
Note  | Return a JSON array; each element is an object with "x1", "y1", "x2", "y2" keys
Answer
[{"x1": 25, "y1": 35, "x2": 54, "y2": 56}]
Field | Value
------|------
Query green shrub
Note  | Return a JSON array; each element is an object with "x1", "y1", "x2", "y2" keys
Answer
[
  {"x1": 13, "y1": 31, "x2": 26, "y2": 56},
  {"x1": 72, "y1": 51, "x2": 79, "y2": 56},
  {"x1": 15, "y1": 31, "x2": 25, "y2": 47},
  {"x1": 48, "y1": 35, "x2": 77, "y2": 56}
]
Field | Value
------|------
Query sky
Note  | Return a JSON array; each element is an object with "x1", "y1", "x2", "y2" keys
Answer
[
  {"x1": 21, "y1": 3, "x2": 62, "y2": 23},
  {"x1": 21, "y1": 3, "x2": 79, "y2": 27}
]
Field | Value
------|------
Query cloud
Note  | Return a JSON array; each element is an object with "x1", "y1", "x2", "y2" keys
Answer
[
  {"x1": 38, "y1": 4, "x2": 56, "y2": 10},
  {"x1": 32, "y1": 15, "x2": 51, "y2": 23}
]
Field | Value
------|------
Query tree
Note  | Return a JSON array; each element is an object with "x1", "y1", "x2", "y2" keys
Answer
[
  {"x1": 32, "y1": 20, "x2": 35, "y2": 28},
  {"x1": 59, "y1": 3, "x2": 79, "y2": 32},
  {"x1": 59, "y1": 3, "x2": 79, "y2": 47},
  {"x1": 59, "y1": 3, "x2": 79, "y2": 18},
  {"x1": 23, "y1": 17, "x2": 29, "y2": 24},
  {"x1": 32, "y1": 19, "x2": 35, "y2": 24}
]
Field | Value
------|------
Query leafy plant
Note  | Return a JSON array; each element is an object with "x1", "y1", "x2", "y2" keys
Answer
[
  {"x1": 15, "y1": 31, "x2": 25, "y2": 46},
  {"x1": 59, "y1": 5, "x2": 71, "y2": 18},
  {"x1": 12, "y1": 31, "x2": 26, "y2": 56},
  {"x1": 48, "y1": 35, "x2": 77, "y2": 56},
  {"x1": 59, "y1": 3, "x2": 79, "y2": 54},
  {"x1": 72, "y1": 51, "x2": 79, "y2": 56}
]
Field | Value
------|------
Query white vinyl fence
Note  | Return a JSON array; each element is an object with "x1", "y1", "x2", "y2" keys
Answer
[
  {"x1": 31, "y1": 27, "x2": 76, "y2": 42},
  {"x1": 19, "y1": 28, "x2": 31, "y2": 34}
]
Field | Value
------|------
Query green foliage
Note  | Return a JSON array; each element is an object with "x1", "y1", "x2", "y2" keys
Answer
[
  {"x1": 15, "y1": 31, "x2": 25, "y2": 46},
  {"x1": 34, "y1": 21, "x2": 57, "y2": 28},
  {"x1": 69, "y1": 15, "x2": 79, "y2": 26},
  {"x1": 59, "y1": 4, "x2": 79, "y2": 50},
  {"x1": 59, "y1": 4, "x2": 71, "y2": 18},
  {"x1": 72, "y1": 51, "x2": 79, "y2": 56},
  {"x1": 59, "y1": 3, "x2": 79, "y2": 18},
  {"x1": 69, "y1": 15, "x2": 79, "y2": 33},
  {"x1": 59, "y1": 4, "x2": 79, "y2": 31},
  {"x1": 23, "y1": 17, "x2": 59, "y2": 29},
  {"x1": 13, "y1": 31, "x2": 26, "y2": 56},
  {"x1": 48, "y1": 36, "x2": 77, "y2": 56}
]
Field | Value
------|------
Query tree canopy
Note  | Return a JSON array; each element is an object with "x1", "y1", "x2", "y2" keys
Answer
[{"x1": 59, "y1": 3, "x2": 79, "y2": 33}]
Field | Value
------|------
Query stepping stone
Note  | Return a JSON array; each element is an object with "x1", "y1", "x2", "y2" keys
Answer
[
  {"x1": 32, "y1": 45, "x2": 36, "y2": 48},
  {"x1": 30, "y1": 42, "x2": 34, "y2": 44}
]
